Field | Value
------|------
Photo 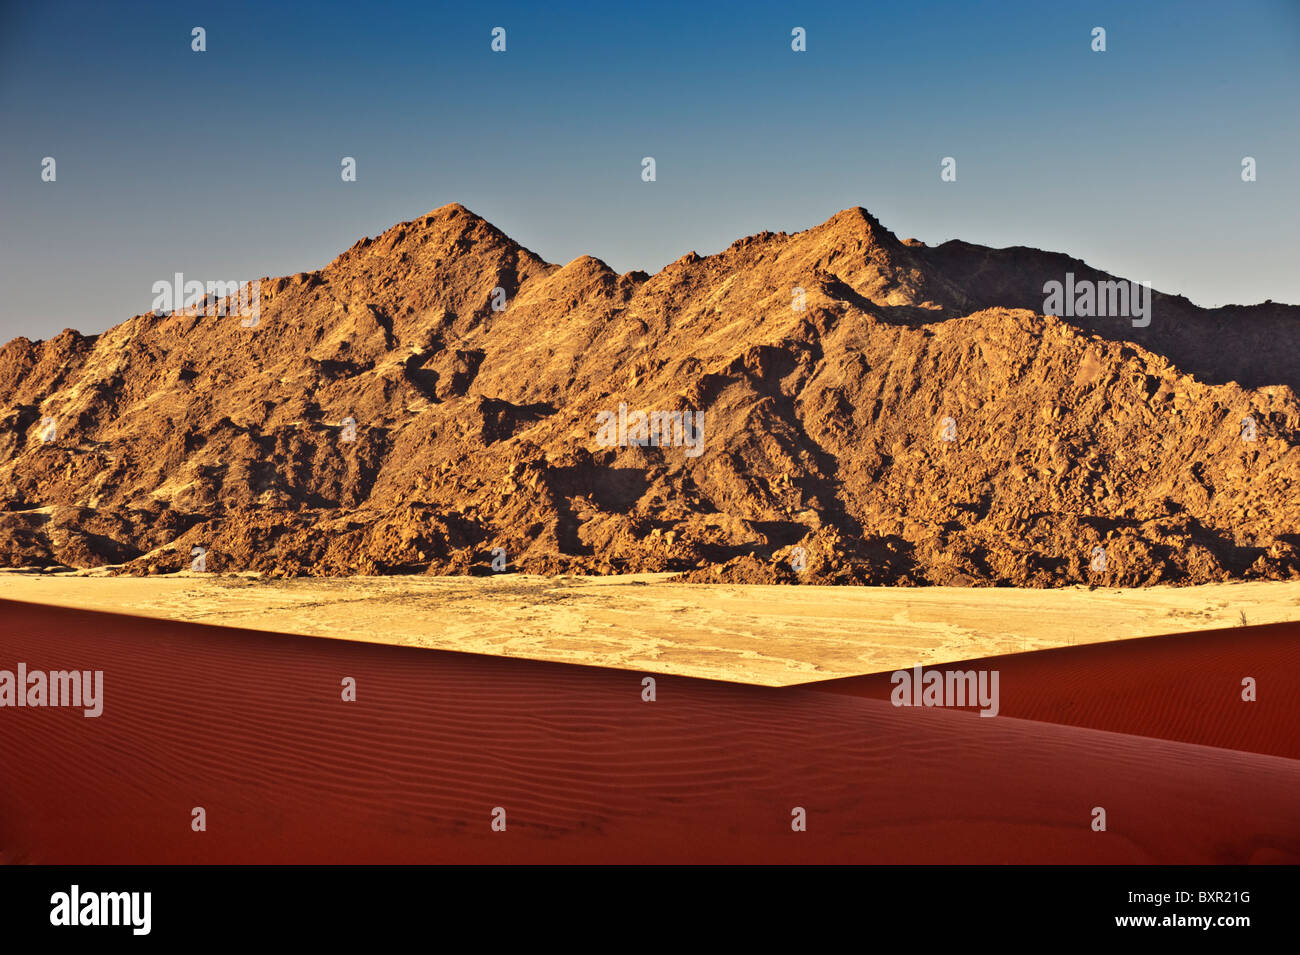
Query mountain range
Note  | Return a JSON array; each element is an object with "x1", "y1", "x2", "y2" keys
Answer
[{"x1": 2, "y1": 203, "x2": 1296, "y2": 585}]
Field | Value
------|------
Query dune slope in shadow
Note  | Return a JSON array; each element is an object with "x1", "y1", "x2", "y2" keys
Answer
[{"x1": 0, "y1": 600, "x2": 1296, "y2": 864}]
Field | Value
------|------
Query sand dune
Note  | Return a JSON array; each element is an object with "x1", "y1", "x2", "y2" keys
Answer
[
  {"x1": 1, "y1": 570, "x2": 1297, "y2": 684},
  {"x1": 1, "y1": 599, "x2": 1296, "y2": 864},
  {"x1": 815, "y1": 620, "x2": 1300, "y2": 760}
]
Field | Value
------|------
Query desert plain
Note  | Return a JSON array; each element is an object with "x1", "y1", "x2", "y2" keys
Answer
[{"x1": 2, "y1": 568, "x2": 1297, "y2": 684}]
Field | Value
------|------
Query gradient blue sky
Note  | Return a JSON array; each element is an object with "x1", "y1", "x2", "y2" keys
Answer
[{"x1": 2, "y1": 0, "x2": 1298, "y2": 339}]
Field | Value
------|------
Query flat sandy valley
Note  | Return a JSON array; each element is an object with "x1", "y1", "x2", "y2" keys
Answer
[{"x1": 2, "y1": 570, "x2": 1296, "y2": 685}]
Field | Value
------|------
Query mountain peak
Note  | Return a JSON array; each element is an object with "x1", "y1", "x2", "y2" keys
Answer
[
  {"x1": 426, "y1": 201, "x2": 476, "y2": 220},
  {"x1": 816, "y1": 206, "x2": 893, "y2": 242}
]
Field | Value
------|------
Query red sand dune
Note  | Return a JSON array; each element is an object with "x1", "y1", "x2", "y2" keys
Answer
[
  {"x1": 0, "y1": 599, "x2": 1297, "y2": 864},
  {"x1": 814, "y1": 621, "x2": 1300, "y2": 761}
]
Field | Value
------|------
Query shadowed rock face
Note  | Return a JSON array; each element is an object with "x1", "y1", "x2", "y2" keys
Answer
[{"x1": 1, "y1": 203, "x2": 1297, "y2": 585}]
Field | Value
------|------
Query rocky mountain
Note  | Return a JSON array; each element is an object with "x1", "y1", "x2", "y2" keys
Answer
[{"x1": 2, "y1": 203, "x2": 1297, "y2": 585}]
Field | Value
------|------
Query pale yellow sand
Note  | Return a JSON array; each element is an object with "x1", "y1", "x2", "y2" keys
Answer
[{"x1": 2, "y1": 570, "x2": 1297, "y2": 686}]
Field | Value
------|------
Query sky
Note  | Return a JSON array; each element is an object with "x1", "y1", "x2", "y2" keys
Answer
[{"x1": 2, "y1": 0, "x2": 1298, "y2": 340}]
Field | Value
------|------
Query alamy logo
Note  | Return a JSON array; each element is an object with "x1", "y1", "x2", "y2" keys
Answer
[
  {"x1": 1042, "y1": 272, "x2": 1150, "y2": 327},
  {"x1": 50, "y1": 885, "x2": 150, "y2": 935},
  {"x1": 152, "y1": 273, "x2": 261, "y2": 326},
  {"x1": 595, "y1": 402, "x2": 705, "y2": 458},
  {"x1": 0, "y1": 664, "x2": 103, "y2": 717},
  {"x1": 890, "y1": 665, "x2": 1000, "y2": 717}
]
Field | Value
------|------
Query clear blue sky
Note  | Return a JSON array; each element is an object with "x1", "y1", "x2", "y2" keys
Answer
[{"x1": 2, "y1": 0, "x2": 1298, "y2": 339}]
